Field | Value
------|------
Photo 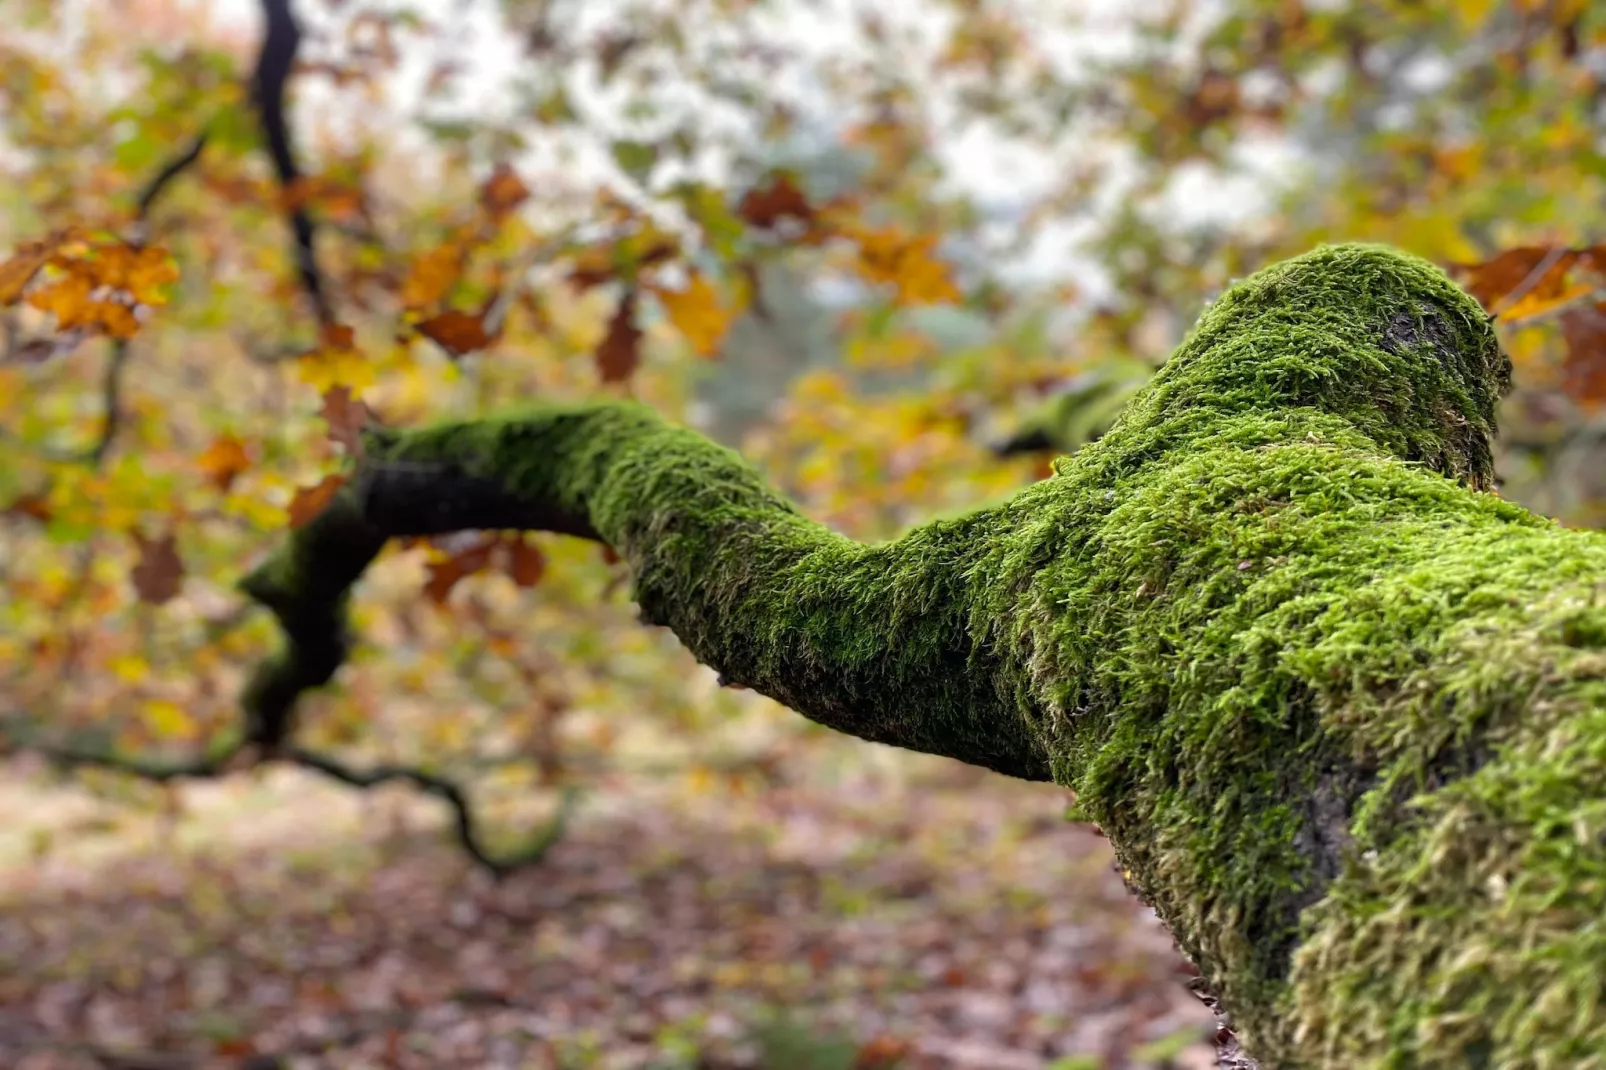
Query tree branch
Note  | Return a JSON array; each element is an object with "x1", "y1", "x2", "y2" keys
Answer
[
  {"x1": 238, "y1": 244, "x2": 1606, "y2": 1067},
  {"x1": 254, "y1": 0, "x2": 332, "y2": 325}
]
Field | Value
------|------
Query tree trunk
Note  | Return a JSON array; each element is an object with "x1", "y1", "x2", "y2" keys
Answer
[{"x1": 243, "y1": 244, "x2": 1606, "y2": 1069}]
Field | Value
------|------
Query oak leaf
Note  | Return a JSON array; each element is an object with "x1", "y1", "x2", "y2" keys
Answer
[
  {"x1": 596, "y1": 289, "x2": 643, "y2": 383},
  {"x1": 197, "y1": 433, "x2": 251, "y2": 492},
  {"x1": 319, "y1": 385, "x2": 377, "y2": 455},
  {"x1": 737, "y1": 173, "x2": 815, "y2": 230},
  {"x1": 131, "y1": 532, "x2": 184, "y2": 605},
  {"x1": 505, "y1": 536, "x2": 546, "y2": 587},
  {"x1": 297, "y1": 323, "x2": 375, "y2": 393},
  {"x1": 650, "y1": 271, "x2": 732, "y2": 357},
  {"x1": 400, "y1": 243, "x2": 465, "y2": 309},
  {"x1": 0, "y1": 242, "x2": 51, "y2": 304},
  {"x1": 287, "y1": 473, "x2": 350, "y2": 528},
  {"x1": 479, "y1": 163, "x2": 530, "y2": 220},
  {"x1": 415, "y1": 308, "x2": 493, "y2": 357},
  {"x1": 424, "y1": 534, "x2": 499, "y2": 604},
  {"x1": 1560, "y1": 299, "x2": 1606, "y2": 407}
]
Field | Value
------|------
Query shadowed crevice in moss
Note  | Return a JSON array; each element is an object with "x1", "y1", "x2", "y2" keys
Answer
[{"x1": 243, "y1": 243, "x2": 1606, "y2": 1068}]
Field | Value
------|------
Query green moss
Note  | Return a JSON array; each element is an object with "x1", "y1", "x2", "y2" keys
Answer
[{"x1": 252, "y1": 244, "x2": 1606, "y2": 1067}]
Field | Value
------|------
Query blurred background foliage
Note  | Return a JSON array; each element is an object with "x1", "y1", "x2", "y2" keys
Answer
[{"x1": 1, "y1": 0, "x2": 1604, "y2": 857}]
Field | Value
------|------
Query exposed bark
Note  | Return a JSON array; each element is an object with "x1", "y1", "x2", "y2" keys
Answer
[{"x1": 243, "y1": 244, "x2": 1606, "y2": 1068}]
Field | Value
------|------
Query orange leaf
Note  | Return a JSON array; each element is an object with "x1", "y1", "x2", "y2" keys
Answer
[
  {"x1": 479, "y1": 163, "x2": 530, "y2": 220},
  {"x1": 400, "y1": 244, "x2": 465, "y2": 310},
  {"x1": 415, "y1": 309, "x2": 493, "y2": 357},
  {"x1": 596, "y1": 289, "x2": 642, "y2": 383},
  {"x1": 131, "y1": 532, "x2": 184, "y2": 605},
  {"x1": 27, "y1": 269, "x2": 95, "y2": 331},
  {"x1": 197, "y1": 433, "x2": 251, "y2": 492},
  {"x1": 847, "y1": 224, "x2": 962, "y2": 306},
  {"x1": 1451, "y1": 247, "x2": 1592, "y2": 317},
  {"x1": 287, "y1": 473, "x2": 350, "y2": 528}
]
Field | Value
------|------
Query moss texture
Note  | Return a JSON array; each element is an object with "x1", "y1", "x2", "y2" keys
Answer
[{"x1": 247, "y1": 244, "x2": 1606, "y2": 1068}]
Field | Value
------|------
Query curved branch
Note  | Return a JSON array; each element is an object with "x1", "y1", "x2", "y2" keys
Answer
[{"x1": 239, "y1": 244, "x2": 1606, "y2": 1067}]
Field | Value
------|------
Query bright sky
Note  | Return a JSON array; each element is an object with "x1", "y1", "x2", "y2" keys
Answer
[{"x1": 179, "y1": 0, "x2": 1299, "y2": 293}]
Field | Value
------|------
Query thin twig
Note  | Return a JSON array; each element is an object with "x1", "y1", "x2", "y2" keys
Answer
[{"x1": 285, "y1": 746, "x2": 577, "y2": 877}]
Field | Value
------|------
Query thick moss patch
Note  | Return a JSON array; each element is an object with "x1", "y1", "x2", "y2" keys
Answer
[{"x1": 250, "y1": 244, "x2": 1606, "y2": 1067}]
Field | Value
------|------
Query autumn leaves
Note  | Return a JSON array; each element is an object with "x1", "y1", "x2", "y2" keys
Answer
[{"x1": 1450, "y1": 245, "x2": 1606, "y2": 404}]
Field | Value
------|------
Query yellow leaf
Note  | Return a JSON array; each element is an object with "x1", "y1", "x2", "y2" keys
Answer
[
  {"x1": 142, "y1": 698, "x2": 195, "y2": 740},
  {"x1": 650, "y1": 272, "x2": 732, "y2": 357},
  {"x1": 296, "y1": 324, "x2": 375, "y2": 393},
  {"x1": 110, "y1": 653, "x2": 149, "y2": 683}
]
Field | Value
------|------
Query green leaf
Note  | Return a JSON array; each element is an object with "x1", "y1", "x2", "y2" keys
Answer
[{"x1": 611, "y1": 139, "x2": 659, "y2": 183}]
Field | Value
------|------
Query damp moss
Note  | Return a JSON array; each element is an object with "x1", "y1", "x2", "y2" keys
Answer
[{"x1": 257, "y1": 244, "x2": 1606, "y2": 1067}]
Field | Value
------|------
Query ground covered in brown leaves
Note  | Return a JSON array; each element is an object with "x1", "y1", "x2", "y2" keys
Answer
[{"x1": 0, "y1": 752, "x2": 1223, "y2": 1069}]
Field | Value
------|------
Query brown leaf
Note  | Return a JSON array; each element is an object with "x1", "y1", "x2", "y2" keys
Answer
[
  {"x1": 5, "y1": 492, "x2": 51, "y2": 523},
  {"x1": 1561, "y1": 299, "x2": 1606, "y2": 407},
  {"x1": 424, "y1": 535, "x2": 499, "y2": 604},
  {"x1": 319, "y1": 386, "x2": 377, "y2": 455},
  {"x1": 737, "y1": 173, "x2": 815, "y2": 230},
  {"x1": 479, "y1": 163, "x2": 530, "y2": 220},
  {"x1": 197, "y1": 433, "x2": 251, "y2": 492},
  {"x1": 131, "y1": 532, "x2": 184, "y2": 605},
  {"x1": 287, "y1": 473, "x2": 350, "y2": 528},
  {"x1": 0, "y1": 242, "x2": 51, "y2": 304},
  {"x1": 505, "y1": 536, "x2": 546, "y2": 587},
  {"x1": 595, "y1": 288, "x2": 642, "y2": 383},
  {"x1": 1451, "y1": 246, "x2": 1588, "y2": 316},
  {"x1": 415, "y1": 309, "x2": 493, "y2": 357}
]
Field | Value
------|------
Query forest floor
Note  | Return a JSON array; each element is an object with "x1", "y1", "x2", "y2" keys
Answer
[{"x1": 0, "y1": 744, "x2": 1222, "y2": 1070}]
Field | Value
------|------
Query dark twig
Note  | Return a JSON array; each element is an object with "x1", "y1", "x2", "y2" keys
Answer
[
  {"x1": 0, "y1": 717, "x2": 243, "y2": 781},
  {"x1": 285, "y1": 746, "x2": 577, "y2": 877},
  {"x1": 134, "y1": 131, "x2": 210, "y2": 223},
  {"x1": 253, "y1": 0, "x2": 333, "y2": 325}
]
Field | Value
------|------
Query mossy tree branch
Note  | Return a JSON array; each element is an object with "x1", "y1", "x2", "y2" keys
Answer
[{"x1": 242, "y1": 244, "x2": 1606, "y2": 1068}]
